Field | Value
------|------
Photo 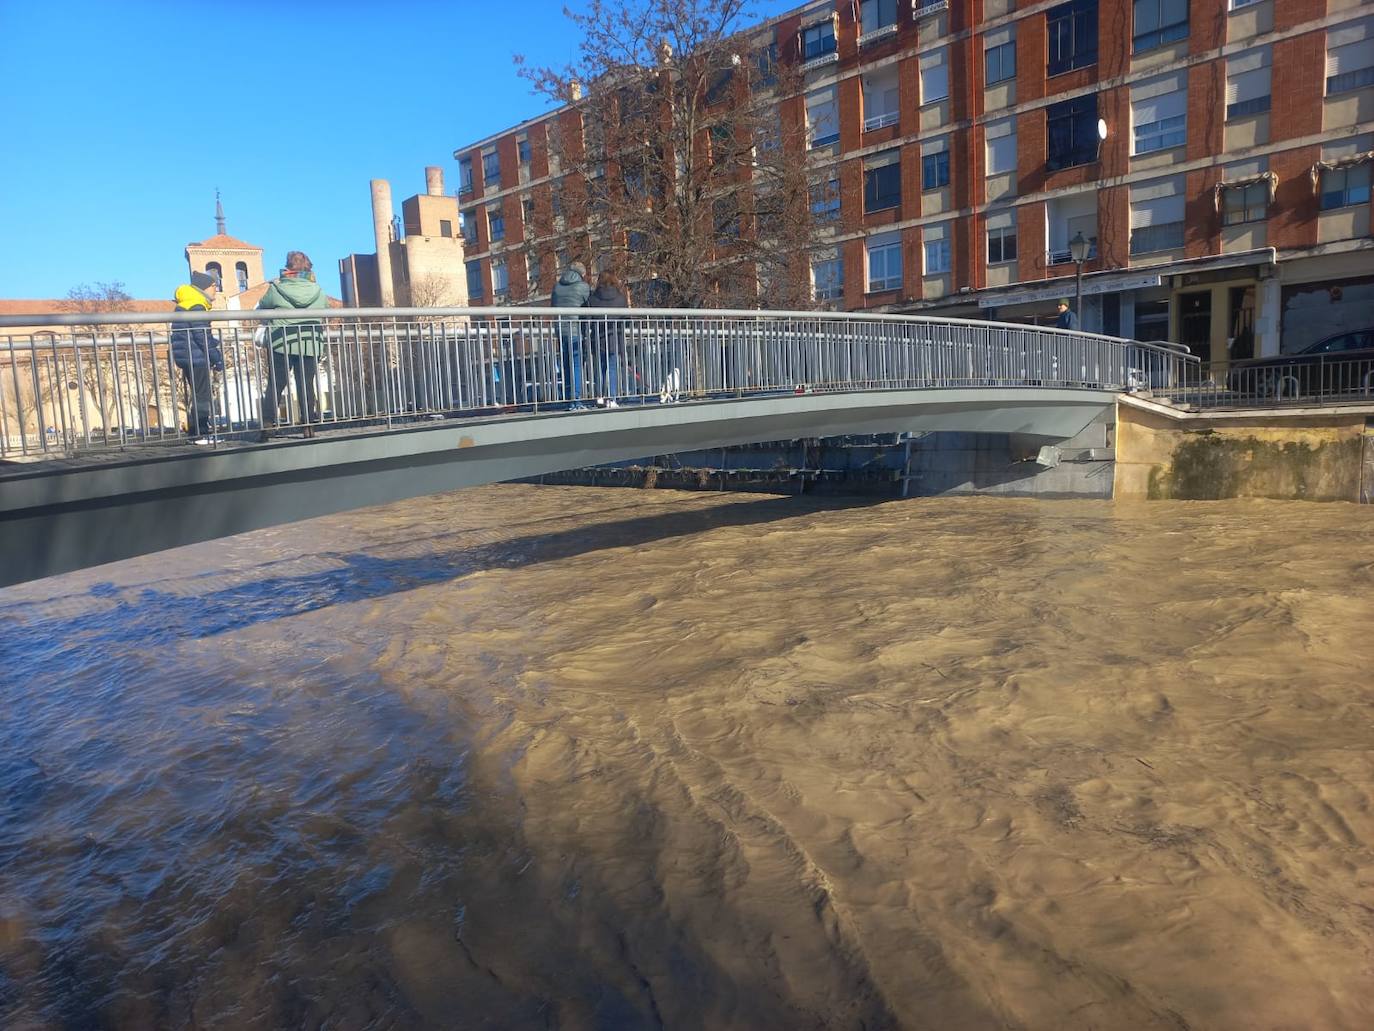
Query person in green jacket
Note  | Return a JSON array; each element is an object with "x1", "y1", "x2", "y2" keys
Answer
[{"x1": 257, "y1": 250, "x2": 329, "y2": 437}]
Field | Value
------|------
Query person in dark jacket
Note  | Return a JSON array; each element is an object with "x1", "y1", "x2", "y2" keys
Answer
[
  {"x1": 1055, "y1": 299, "x2": 1079, "y2": 331},
  {"x1": 170, "y1": 270, "x2": 223, "y2": 442},
  {"x1": 551, "y1": 261, "x2": 591, "y2": 408},
  {"x1": 584, "y1": 271, "x2": 629, "y2": 406},
  {"x1": 257, "y1": 250, "x2": 329, "y2": 438}
]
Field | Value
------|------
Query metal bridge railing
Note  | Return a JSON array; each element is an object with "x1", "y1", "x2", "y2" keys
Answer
[
  {"x1": 1154, "y1": 357, "x2": 1374, "y2": 410},
  {"x1": 0, "y1": 307, "x2": 1196, "y2": 459}
]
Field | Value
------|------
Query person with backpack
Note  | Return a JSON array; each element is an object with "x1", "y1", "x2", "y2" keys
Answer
[
  {"x1": 170, "y1": 270, "x2": 224, "y2": 443},
  {"x1": 257, "y1": 251, "x2": 328, "y2": 438}
]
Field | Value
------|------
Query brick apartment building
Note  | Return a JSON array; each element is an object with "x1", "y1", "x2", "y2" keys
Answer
[{"x1": 454, "y1": 0, "x2": 1373, "y2": 368}]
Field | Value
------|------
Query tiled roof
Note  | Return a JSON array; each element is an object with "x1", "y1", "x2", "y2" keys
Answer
[
  {"x1": 187, "y1": 233, "x2": 261, "y2": 251},
  {"x1": 0, "y1": 298, "x2": 175, "y2": 315}
]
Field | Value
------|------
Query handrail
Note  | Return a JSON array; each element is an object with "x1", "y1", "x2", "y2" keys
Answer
[{"x1": 0, "y1": 308, "x2": 1197, "y2": 460}]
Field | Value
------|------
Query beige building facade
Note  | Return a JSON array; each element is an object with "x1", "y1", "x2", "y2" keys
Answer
[{"x1": 338, "y1": 167, "x2": 469, "y2": 308}]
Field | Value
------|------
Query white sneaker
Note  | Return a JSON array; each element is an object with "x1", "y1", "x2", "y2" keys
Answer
[
  {"x1": 192, "y1": 437, "x2": 212, "y2": 446},
  {"x1": 604, "y1": 399, "x2": 620, "y2": 408}
]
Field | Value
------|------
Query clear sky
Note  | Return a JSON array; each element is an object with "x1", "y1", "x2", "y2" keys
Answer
[{"x1": 0, "y1": 0, "x2": 796, "y2": 302}]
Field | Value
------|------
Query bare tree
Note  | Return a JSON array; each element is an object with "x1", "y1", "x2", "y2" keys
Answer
[
  {"x1": 49, "y1": 281, "x2": 151, "y2": 436},
  {"x1": 518, "y1": 0, "x2": 824, "y2": 310},
  {"x1": 407, "y1": 272, "x2": 462, "y2": 310}
]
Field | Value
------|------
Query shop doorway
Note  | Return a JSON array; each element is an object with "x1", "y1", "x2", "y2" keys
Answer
[
  {"x1": 1179, "y1": 291, "x2": 1213, "y2": 361},
  {"x1": 1228, "y1": 286, "x2": 1256, "y2": 362}
]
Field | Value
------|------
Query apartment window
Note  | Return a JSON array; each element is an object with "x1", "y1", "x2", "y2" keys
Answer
[
  {"x1": 1320, "y1": 163, "x2": 1372, "y2": 210},
  {"x1": 985, "y1": 118, "x2": 1017, "y2": 176},
  {"x1": 1047, "y1": 95, "x2": 1098, "y2": 171},
  {"x1": 466, "y1": 260, "x2": 483, "y2": 301},
  {"x1": 460, "y1": 210, "x2": 477, "y2": 244},
  {"x1": 863, "y1": 68, "x2": 900, "y2": 131},
  {"x1": 522, "y1": 197, "x2": 536, "y2": 228},
  {"x1": 1226, "y1": 47, "x2": 1272, "y2": 119},
  {"x1": 628, "y1": 231, "x2": 648, "y2": 253},
  {"x1": 527, "y1": 254, "x2": 543, "y2": 292},
  {"x1": 1133, "y1": 0, "x2": 1189, "y2": 55},
  {"x1": 1132, "y1": 74, "x2": 1187, "y2": 154},
  {"x1": 1047, "y1": 0, "x2": 1097, "y2": 76},
  {"x1": 813, "y1": 256, "x2": 844, "y2": 301},
  {"x1": 986, "y1": 221, "x2": 1018, "y2": 264},
  {"x1": 985, "y1": 29, "x2": 1017, "y2": 86},
  {"x1": 920, "y1": 48, "x2": 949, "y2": 105},
  {"x1": 491, "y1": 258, "x2": 508, "y2": 300},
  {"x1": 1130, "y1": 177, "x2": 1186, "y2": 254},
  {"x1": 810, "y1": 179, "x2": 841, "y2": 222},
  {"x1": 864, "y1": 151, "x2": 901, "y2": 212},
  {"x1": 713, "y1": 195, "x2": 741, "y2": 241},
  {"x1": 1326, "y1": 19, "x2": 1374, "y2": 96},
  {"x1": 706, "y1": 68, "x2": 734, "y2": 106},
  {"x1": 488, "y1": 207, "x2": 504, "y2": 242},
  {"x1": 923, "y1": 224, "x2": 951, "y2": 275},
  {"x1": 1221, "y1": 181, "x2": 1269, "y2": 225},
  {"x1": 807, "y1": 87, "x2": 839, "y2": 148},
  {"x1": 459, "y1": 157, "x2": 474, "y2": 195},
  {"x1": 867, "y1": 233, "x2": 903, "y2": 292},
  {"x1": 439, "y1": 219, "x2": 453, "y2": 239},
  {"x1": 861, "y1": 0, "x2": 899, "y2": 35},
  {"x1": 1048, "y1": 193, "x2": 1098, "y2": 263},
  {"x1": 922, "y1": 138, "x2": 950, "y2": 190},
  {"x1": 801, "y1": 20, "x2": 836, "y2": 62},
  {"x1": 755, "y1": 43, "x2": 778, "y2": 87},
  {"x1": 517, "y1": 136, "x2": 531, "y2": 164},
  {"x1": 481, "y1": 147, "x2": 500, "y2": 185}
]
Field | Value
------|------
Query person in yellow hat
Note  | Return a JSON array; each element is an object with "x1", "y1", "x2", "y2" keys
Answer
[{"x1": 170, "y1": 271, "x2": 223, "y2": 443}]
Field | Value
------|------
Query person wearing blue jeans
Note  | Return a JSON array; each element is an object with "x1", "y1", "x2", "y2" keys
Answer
[{"x1": 551, "y1": 260, "x2": 590, "y2": 408}]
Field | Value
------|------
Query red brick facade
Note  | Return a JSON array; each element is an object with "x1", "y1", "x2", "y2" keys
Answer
[{"x1": 453, "y1": 0, "x2": 1373, "y2": 321}]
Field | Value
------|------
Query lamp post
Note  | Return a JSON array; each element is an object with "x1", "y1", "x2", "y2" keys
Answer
[{"x1": 1069, "y1": 230, "x2": 1090, "y2": 327}]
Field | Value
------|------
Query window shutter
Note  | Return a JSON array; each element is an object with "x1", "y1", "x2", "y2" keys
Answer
[
  {"x1": 866, "y1": 149, "x2": 900, "y2": 169},
  {"x1": 922, "y1": 135, "x2": 949, "y2": 156},
  {"x1": 983, "y1": 208, "x2": 1014, "y2": 231},
  {"x1": 1226, "y1": 66, "x2": 1270, "y2": 106},
  {"x1": 1327, "y1": 39, "x2": 1374, "y2": 77},
  {"x1": 983, "y1": 26, "x2": 1013, "y2": 50},
  {"x1": 1133, "y1": 87, "x2": 1185, "y2": 125},
  {"x1": 984, "y1": 118, "x2": 1016, "y2": 175}
]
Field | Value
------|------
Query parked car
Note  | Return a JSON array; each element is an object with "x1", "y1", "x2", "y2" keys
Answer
[{"x1": 1227, "y1": 328, "x2": 1374, "y2": 399}]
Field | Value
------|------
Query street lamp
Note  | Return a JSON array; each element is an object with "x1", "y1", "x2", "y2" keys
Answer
[{"x1": 1069, "y1": 230, "x2": 1091, "y2": 326}]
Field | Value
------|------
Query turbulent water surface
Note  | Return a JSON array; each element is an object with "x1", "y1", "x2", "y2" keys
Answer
[{"x1": 1, "y1": 484, "x2": 1372, "y2": 1029}]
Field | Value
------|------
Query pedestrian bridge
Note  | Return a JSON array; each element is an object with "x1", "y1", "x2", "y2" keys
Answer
[{"x1": 0, "y1": 306, "x2": 1193, "y2": 587}]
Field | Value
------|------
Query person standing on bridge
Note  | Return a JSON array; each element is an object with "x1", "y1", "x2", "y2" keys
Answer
[
  {"x1": 258, "y1": 251, "x2": 328, "y2": 439},
  {"x1": 1055, "y1": 299, "x2": 1079, "y2": 331},
  {"x1": 171, "y1": 270, "x2": 224, "y2": 444},
  {"x1": 584, "y1": 270, "x2": 629, "y2": 407},
  {"x1": 552, "y1": 260, "x2": 591, "y2": 409}
]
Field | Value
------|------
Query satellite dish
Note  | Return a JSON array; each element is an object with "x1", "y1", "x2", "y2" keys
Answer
[{"x1": 1097, "y1": 118, "x2": 1109, "y2": 141}]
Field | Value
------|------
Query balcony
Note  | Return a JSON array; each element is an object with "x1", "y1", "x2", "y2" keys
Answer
[
  {"x1": 914, "y1": 0, "x2": 948, "y2": 19},
  {"x1": 864, "y1": 110, "x2": 899, "y2": 132},
  {"x1": 800, "y1": 50, "x2": 839, "y2": 72},
  {"x1": 858, "y1": 24, "x2": 898, "y2": 47},
  {"x1": 1048, "y1": 240, "x2": 1097, "y2": 265}
]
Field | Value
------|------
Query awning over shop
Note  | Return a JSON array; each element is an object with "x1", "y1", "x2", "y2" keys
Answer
[{"x1": 978, "y1": 273, "x2": 1162, "y2": 309}]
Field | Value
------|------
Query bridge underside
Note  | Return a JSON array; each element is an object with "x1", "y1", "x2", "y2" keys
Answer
[{"x1": 0, "y1": 388, "x2": 1114, "y2": 587}]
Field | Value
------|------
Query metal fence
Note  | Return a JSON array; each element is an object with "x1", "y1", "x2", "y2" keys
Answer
[
  {"x1": 1156, "y1": 356, "x2": 1374, "y2": 410},
  {"x1": 0, "y1": 307, "x2": 1196, "y2": 459}
]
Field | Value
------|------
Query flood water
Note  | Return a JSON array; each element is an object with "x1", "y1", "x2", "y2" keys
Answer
[{"x1": 2, "y1": 484, "x2": 1372, "y2": 1029}]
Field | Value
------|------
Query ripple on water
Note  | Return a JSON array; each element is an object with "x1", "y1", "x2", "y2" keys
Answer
[{"x1": 1, "y1": 486, "x2": 1373, "y2": 1029}]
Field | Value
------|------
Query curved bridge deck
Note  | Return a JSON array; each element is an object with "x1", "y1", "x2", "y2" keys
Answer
[{"x1": 0, "y1": 307, "x2": 1193, "y2": 586}]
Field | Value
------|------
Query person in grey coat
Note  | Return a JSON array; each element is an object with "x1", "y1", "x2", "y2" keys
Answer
[{"x1": 551, "y1": 261, "x2": 591, "y2": 407}]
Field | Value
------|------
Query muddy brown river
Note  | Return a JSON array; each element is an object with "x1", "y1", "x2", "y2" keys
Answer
[{"x1": 1, "y1": 485, "x2": 1372, "y2": 1029}]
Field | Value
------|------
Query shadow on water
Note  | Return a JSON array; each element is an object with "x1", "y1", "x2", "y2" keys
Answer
[{"x1": 0, "y1": 493, "x2": 882, "y2": 678}]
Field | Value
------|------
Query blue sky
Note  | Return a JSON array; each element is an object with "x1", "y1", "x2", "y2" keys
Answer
[{"x1": 0, "y1": 0, "x2": 795, "y2": 301}]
